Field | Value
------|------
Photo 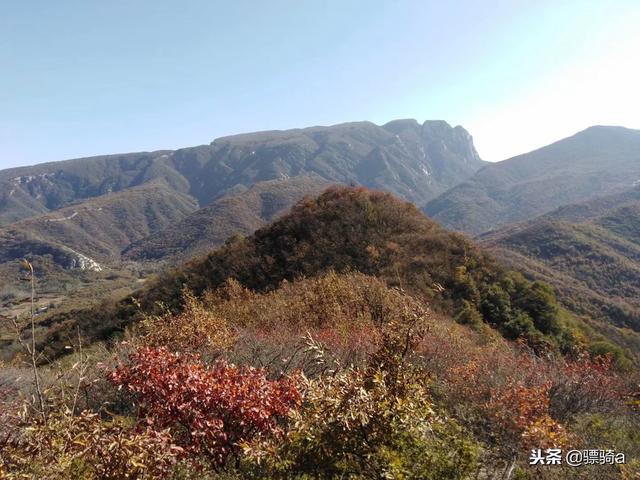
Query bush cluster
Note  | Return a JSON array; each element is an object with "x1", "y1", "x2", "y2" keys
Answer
[{"x1": 2, "y1": 272, "x2": 637, "y2": 479}]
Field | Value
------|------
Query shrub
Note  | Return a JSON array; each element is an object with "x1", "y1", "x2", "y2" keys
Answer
[
  {"x1": 110, "y1": 346, "x2": 301, "y2": 468},
  {"x1": 487, "y1": 380, "x2": 567, "y2": 450},
  {"x1": 480, "y1": 284, "x2": 512, "y2": 326},
  {"x1": 245, "y1": 307, "x2": 481, "y2": 479},
  {"x1": 246, "y1": 366, "x2": 480, "y2": 479},
  {"x1": 549, "y1": 354, "x2": 625, "y2": 422},
  {"x1": 513, "y1": 281, "x2": 560, "y2": 335},
  {"x1": 501, "y1": 311, "x2": 536, "y2": 340},
  {"x1": 203, "y1": 272, "x2": 409, "y2": 374},
  {"x1": 455, "y1": 300, "x2": 483, "y2": 326},
  {"x1": 139, "y1": 288, "x2": 234, "y2": 355},
  {"x1": 0, "y1": 409, "x2": 180, "y2": 479}
]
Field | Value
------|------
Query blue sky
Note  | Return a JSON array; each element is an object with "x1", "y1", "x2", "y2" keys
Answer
[{"x1": 1, "y1": 1, "x2": 639, "y2": 169}]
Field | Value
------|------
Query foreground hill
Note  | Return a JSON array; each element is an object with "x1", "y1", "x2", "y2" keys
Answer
[
  {"x1": 6, "y1": 269, "x2": 637, "y2": 478},
  {"x1": 425, "y1": 126, "x2": 640, "y2": 234},
  {"x1": 480, "y1": 187, "x2": 640, "y2": 356},
  {"x1": 1, "y1": 119, "x2": 485, "y2": 228},
  {"x1": 32, "y1": 187, "x2": 630, "y2": 365}
]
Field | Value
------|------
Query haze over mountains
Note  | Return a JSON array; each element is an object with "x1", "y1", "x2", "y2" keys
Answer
[{"x1": 425, "y1": 126, "x2": 640, "y2": 234}]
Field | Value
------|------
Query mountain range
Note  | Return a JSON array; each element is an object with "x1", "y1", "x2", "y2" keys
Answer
[
  {"x1": 2, "y1": 120, "x2": 640, "y2": 369},
  {"x1": 1, "y1": 119, "x2": 484, "y2": 226},
  {"x1": 0, "y1": 120, "x2": 484, "y2": 271},
  {"x1": 480, "y1": 186, "x2": 640, "y2": 355}
]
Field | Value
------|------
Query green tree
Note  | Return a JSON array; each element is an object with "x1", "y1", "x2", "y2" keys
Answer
[
  {"x1": 515, "y1": 281, "x2": 559, "y2": 335},
  {"x1": 480, "y1": 284, "x2": 512, "y2": 326}
]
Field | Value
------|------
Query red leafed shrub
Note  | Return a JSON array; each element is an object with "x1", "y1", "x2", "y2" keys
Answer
[
  {"x1": 487, "y1": 380, "x2": 567, "y2": 449},
  {"x1": 110, "y1": 346, "x2": 301, "y2": 467}
]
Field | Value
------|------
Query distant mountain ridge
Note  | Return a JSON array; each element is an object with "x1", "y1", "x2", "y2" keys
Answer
[
  {"x1": 425, "y1": 126, "x2": 640, "y2": 234},
  {"x1": 0, "y1": 180, "x2": 197, "y2": 269},
  {"x1": 1, "y1": 119, "x2": 485, "y2": 228},
  {"x1": 0, "y1": 151, "x2": 186, "y2": 226}
]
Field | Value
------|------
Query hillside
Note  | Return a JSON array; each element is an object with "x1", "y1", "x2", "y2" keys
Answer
[
  {"x1": 543, "y1": 185, "x2": 640, "y2": 223},
  {"x1": 480, "y1": 189, "x2": 640, "y2": 355},
  {"x1": 29, "y1": 186, "x2": 632, "y2": 366},
  {"x1": 0, "y1": 151, "x2": 187, "y2": 226},
  {"x1": 124, "y1": 175, "x2": 332, "y2": 261},
  {"x1": 7, "y1": 264, "x2": 637, "y2": 478},
  {"x1": 0, "y1": 119, "x2": 487, "y2": 339},
  {"x1": 0, "y1": 181, "x2": 197, "y2": 328},
  {"x1": 0, "y1": 181, "x2": 197, "y2": 266},
  {"x1": 425, "y1": 126, "x2": 640, "y2": 234},
  {"x1": 4, "y1": 187, "x2": 638, "y2": 479}
]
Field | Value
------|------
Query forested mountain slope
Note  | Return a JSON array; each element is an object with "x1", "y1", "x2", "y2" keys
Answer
[
  {"x1": 0, "y1": 181, "x2": 197, "y2": 267},
  {"x1": 124, "y1": 175, "x2": 332, "y2": 261},
  {"x1": 32, "y1": 187, "x2": 631, "y2": 366},
  {"x1": 0, "y1": 151, "x2": 185, "y2": 226},
  {"x1": 480, "y1": 188, "x2": 640, "y2": 356}
]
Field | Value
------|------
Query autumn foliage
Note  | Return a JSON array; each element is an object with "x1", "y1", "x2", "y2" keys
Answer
[
  {"x1": 488, "y1": 380, "x2": 567, "y2": 449},
  {"x1": 139, "y1": 288, "x2": 234, "y2": 354},
  {"x1": 0, "y1": 409, "x2": 181, "y2": 479},
  {"x1": 110, "y1": 346, "x2": 301, "y2": 468}
]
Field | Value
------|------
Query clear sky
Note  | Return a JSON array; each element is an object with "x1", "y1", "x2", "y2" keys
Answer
[{"x1": 2, "y1": 0, "x2": 639, "y2": 169}]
